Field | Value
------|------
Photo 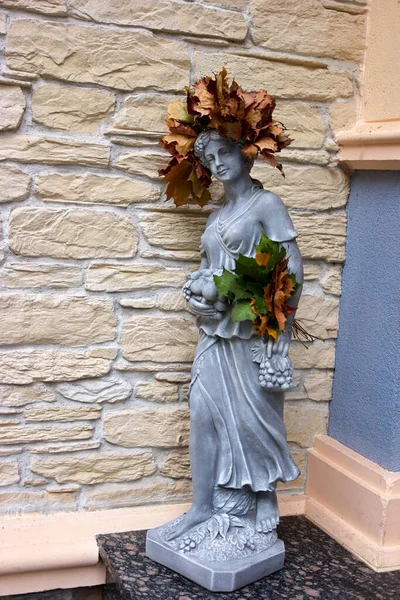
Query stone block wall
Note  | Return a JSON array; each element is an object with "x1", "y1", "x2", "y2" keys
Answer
[{"x1": 0, "y1": 0, "x2": 366, "y2": 515}]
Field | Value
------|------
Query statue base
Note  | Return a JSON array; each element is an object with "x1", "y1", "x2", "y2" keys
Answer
[{"x1": 146, "y1": 515, "x2": 285, "y2": 592}]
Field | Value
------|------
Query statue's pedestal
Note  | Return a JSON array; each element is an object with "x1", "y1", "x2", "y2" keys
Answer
[
  {"x1": 145, "y1": 509, "x2": 284, "y2": 592},
  {"x1": 146, "y1": 526, "x2": 284, "y2": 592}
]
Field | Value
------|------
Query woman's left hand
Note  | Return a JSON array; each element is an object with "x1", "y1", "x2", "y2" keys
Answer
[
  {"x1": 265, "y1": 330, "x2": 291, "y2": 358},
  {"x1": 258, "y1": 330, "x2": 293, "y2": 391}
]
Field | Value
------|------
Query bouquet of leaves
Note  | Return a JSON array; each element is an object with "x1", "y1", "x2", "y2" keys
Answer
[
  {"x1": 213, "y1": 233, "x2": 299, "y2": 342},
  {"x1": 213, "y1": 233, "x2": 306, "y2": 391}
]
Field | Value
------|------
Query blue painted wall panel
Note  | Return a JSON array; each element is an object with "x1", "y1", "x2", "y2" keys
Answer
[{"x1": 328, "y1": 171, "x2": 400, "y2": 472}]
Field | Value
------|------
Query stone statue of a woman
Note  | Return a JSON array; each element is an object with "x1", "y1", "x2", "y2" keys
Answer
[
  {"x1": 147, "y1": 129, "x2": 303, "y2": 592},
  {"x1": 146, "y1": 69, "x2": 303, "y2": 592}
]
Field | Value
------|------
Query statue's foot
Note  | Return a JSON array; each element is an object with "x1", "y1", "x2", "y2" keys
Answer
[
  {"x1": 256, "y1": 490, "x2": 279, "y2": 533},
  {"x1": 165, "y1": 507, "x2": 211, "y2": 541}
]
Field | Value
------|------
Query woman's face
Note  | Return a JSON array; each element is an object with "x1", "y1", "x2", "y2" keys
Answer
[{"x1": 204, "y1": 137, "x2": 247, "y2": 184}]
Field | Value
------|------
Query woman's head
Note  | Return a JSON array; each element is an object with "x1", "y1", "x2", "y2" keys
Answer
[{"x1": 194, "y1": 130, "x2": 254, "y2": 184}]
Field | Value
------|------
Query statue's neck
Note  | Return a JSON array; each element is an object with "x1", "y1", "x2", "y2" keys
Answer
[{"x1": 223, "y1": 173, "x2": 254, "y2": 205}]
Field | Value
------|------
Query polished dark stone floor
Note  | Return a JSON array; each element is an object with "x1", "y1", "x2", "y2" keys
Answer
[{"x1": 97, "y1": 516, "x2": 400, "y2": 600}]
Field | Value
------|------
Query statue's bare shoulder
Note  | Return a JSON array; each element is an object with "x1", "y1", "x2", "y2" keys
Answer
[
  {"x1": 205, "y1": 206, "x2": 220, "y2": 226},
  {"x1": 253, "y1": 188, "x2": 297, "y2": 242},
  {"x1": 253, "y1": 189, "x2": 288, "y2": 216}
]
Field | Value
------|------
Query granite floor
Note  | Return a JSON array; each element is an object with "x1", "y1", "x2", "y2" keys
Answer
[{"x1": 97, "y1": 516, "x2": 400, "y2": 600}]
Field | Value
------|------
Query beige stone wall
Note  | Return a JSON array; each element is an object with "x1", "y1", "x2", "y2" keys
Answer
[{"x1": 0, "y1": 0, "x2": 366, "y2": 514}]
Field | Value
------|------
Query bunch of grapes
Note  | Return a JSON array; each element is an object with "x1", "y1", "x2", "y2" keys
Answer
[
  {"x1": 183, "y1": 269, "x2": 228, "y2": 317},
  {"x1": 258, "y1": 354, "x2": 293, "y2": 391}
]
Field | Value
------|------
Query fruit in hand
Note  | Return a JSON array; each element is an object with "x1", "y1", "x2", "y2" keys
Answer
[
  {"x1": 183, "y1": 270, "x2": 228, "y2": 318},
  {"x1": 190, "y1": 278, "x2": 204, "y2": 296},
  {"x1": 202, "y1": 280, "x2": 218, "y2": 301}
]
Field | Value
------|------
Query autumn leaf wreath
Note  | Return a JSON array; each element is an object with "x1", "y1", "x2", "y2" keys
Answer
[{"x1": 158, "y1": 66, "x2": 292, "y2": 208}]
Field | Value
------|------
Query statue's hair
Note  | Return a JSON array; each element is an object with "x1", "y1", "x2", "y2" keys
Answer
[{"x1": 194, "y1": 129, "x2": 254, "y2": 173}]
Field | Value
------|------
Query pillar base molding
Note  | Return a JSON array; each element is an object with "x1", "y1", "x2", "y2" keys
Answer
[
  {"x1": 337, "y1": 121, "x2": 400, "y2": 170},
  {"x1": 306, "y1": 435, "x2": 400, "y2": 572}
]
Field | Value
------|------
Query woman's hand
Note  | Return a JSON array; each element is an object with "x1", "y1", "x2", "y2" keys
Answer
[
  {"x1": 183, "y1": 280, "x2": 193, "y2": 302},
  {"x1": 258, "y1": 330, "x2": 293, "y2": 392},
  {"x1": 266, "y1": 330, "x2": 291, "y2": 358},
  {"x1": 188, "y1": 296, "x2": 219, "y2": 318},
  {"x1": 184, "y1": 268, "x2": 228, "y2": 320}
]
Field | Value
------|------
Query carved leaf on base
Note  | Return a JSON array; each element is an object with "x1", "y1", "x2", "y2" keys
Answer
[{"x1": 227, "y1": 529, "x2": 247, "y2": 550}]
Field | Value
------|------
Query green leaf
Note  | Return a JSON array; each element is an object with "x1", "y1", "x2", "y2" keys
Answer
[
  {"x1": 213, "y1": 268, "x2": 237, "y2": 295},
  {"x1": 214, "y1": 270, "x2": 254, "y2": 301},
  {"x1": 245, "y1": 279, "x2": 271, "y2": 299},
  {"x1": 255, "y1": 233, "x2": 287, "y2": 271},
  {"x1": 231, "y1": 300, "x2": 256, "y2": 323},
  {"x1": 287, "y1": 273, "x2": 301, "y2": 296},
  {"x1": 235, "y1": 254, "x2": 269, "y2": 283},
  {"x1": 231, "y1": 279, "x2": 253, "y2": 300},
  {"x1": 251, "y1": 292, "x2": 267, "y2": 314},
  {"x1": 268, "y1": 248, "x2": 287, "y2": 271},
  {"x1": 255, "y1": 232, "x2": 281, "y2": 255}
]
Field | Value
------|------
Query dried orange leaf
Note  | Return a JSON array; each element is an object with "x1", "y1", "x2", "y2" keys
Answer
[
  {"x1": 255, "y1": 252, "x2": 271, "y2": 267},
  {"x1": 163, "y1": 160, "x2": 193, "y2": 207},
  {"x1": 266, "y1": 324, "x2": 279, "y2": 341},
  {"x1": 165, "y1": 118, "x2": 197, "y2": 137},
  {"x1": 264, "y1": 122, "x2": 284, "y2": 136},
  {"x1": 216, "y1": 66, "x2": 229, "y2": 108},
  {"x1": 255, "y1": 137, "x2": 278, "y2": 152},
  {"x1": 241, "y1": 144, "x2": 258, "y2": 159},
  {"x1": 192, "y1": 78, "x2": 216, "y2": 115},
  {"x1": 167, "y1": 100, "x2": 194, "y2": 124},
  {"x1": 218, "y1": 120, "x2": 242, "y2": 140},
  {"x1": 162, "y1": 133, "x2": 195, "y2": 157}
]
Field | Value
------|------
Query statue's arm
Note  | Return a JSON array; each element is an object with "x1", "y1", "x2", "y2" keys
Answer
[
  {"x1": 257, "y1": 191, "x2": 298, "y2": 243},
  {"x1": 280, "y1": 239, "x2": 303, "y2": 331},
  {"x1": 184, "y1": 212, "x2": 217, "y2": 317},
  {"x1": 185, "y1": 254, "x2": 219, "y2": 317},
  {"x1": 199, "y1": 253, "x2": 210, "y2": 270},
  {"x1": 197, "y1": 208, "x2": 218, "y2": 272}
]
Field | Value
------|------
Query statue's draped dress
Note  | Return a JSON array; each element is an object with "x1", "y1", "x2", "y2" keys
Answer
[{"x1": 189, "y1": 188, "x2": 300, "y2": 494}]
